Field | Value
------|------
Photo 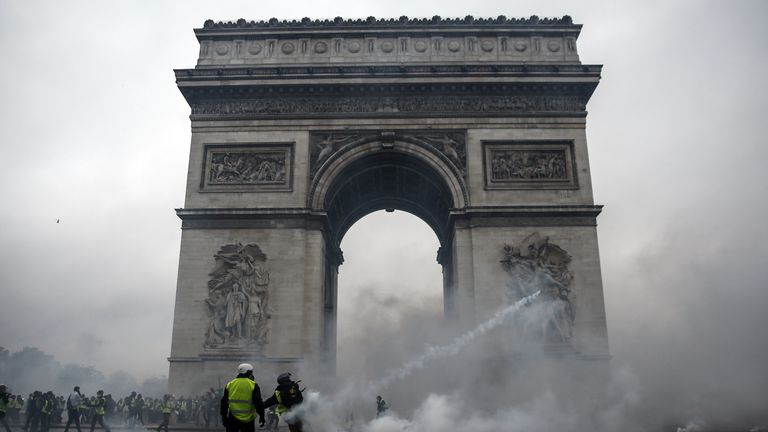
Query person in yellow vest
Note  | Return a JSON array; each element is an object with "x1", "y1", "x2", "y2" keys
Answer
[
  {"x1": 220, "y1": 363, "x2": 265, "y2": 432},
  {"x1": 0, "y1": 384, "x2": 11, "y2": 432},
  {"x1": 156, "y1": 395, "x2": 174, "y2": 432},
  {"x1": 40, "y1": 392, "x2": 55, "y2": 432},
  {"x1": 88, "y1": 391, "x2": 110, "y2": 432},
  {"x1": 263, "y1": 373, "x2": 304, "y2": 432}
]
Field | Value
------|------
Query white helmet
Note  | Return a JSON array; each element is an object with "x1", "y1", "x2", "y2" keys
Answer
[{"x1": 237, "y1": 363, "x2": 254, "y2": 374}]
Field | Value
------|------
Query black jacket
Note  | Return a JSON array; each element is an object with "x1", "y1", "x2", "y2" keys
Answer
[{"x1": 263, "y1": 382, "x2": 303, "y2": 409}]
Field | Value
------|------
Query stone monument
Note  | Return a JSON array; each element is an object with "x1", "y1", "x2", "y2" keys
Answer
[{"x1": 168, "y1": 15, "x2": 609, "y2": 395}]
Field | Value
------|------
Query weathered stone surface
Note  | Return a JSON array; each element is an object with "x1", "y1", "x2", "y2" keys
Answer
[{"x1": 168, "y1": 16, "x2": 609, "y2": 395}]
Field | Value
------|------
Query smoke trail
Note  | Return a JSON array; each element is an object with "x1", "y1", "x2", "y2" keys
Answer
[
  {"x1": 288, "y1": 290, "x2": 542, "y2": 429},
  {"x1": 371, "y1": 289, "x2": 541, "y2": 392}
]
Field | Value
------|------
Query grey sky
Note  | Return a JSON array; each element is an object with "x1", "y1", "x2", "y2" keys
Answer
[{"x1": 1, "y1": 0, "x2": 767, "y2": 422}]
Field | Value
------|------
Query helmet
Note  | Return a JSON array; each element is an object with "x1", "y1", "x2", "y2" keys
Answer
[
  {"x1": 277, "y1": 372, "x2": 292, "y2": 384},
  {"x1": 74, "y1": 386, "x2": 80, "y2": 392},
  {"x1": 97, "y1": 390, "x2": 104, "y2": 395},
  {"x1": 237, "y1": 363, "x2": 254, "y2": 374}
]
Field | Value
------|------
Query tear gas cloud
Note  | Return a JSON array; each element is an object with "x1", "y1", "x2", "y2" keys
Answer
[{"x1": 287, "y1": 209, "x2": 768, "y2": 431}]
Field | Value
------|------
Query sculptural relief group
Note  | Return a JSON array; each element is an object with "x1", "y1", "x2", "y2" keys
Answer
[{"x1": 204, "y1": 243, "x2": 271, "y2": 350}]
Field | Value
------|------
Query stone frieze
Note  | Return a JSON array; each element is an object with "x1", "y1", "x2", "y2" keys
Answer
[
  {"x1": 201, "y1": 144, "x2": 293, "y2": 192},
  {"x1": 483, "y1": 141, "x2": 577, "y2": 190},
  {"x1": 191, "y1": 95, "x2": 584, "y2": 119}
]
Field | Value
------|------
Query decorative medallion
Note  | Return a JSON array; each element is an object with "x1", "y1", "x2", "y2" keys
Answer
[
  {"x1": 447, "y1": 40, "x2": 462, "y2": 52},
  {"x1": 281, "y1": 42, "x2": 295, "y2": 54},
  {"x1": 314, "y1": 41, "x2": 328, "y2": 54},
  {"x1": 347, "y1": 41, "x2": 362, "y2": 53},
  {"x1": 380, "y1": 41, "x2": 395, "y2": 53},
  {"x1": 214, "y1": 43, "x2": 230, "y2": 55},
  {"x1": 414, "y1": 40, "x2": 428, "y2": 52},
  {"x1": 247, "y1": 42, "x2": 263, "y2": 55},
  {"x1": 514, "y1": 41, "x2": 528, "y2": 52},
  {"x1": 501, "y1": 233, "x2": 575, "y2": 343},
  {"x1": 547, "y1": 40, "x2": 561, "y2": 52},
  {"x1": 481, "y1": 40, "x2": 495, "y2": 52}
]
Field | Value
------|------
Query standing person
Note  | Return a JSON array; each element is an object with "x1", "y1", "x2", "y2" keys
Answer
[
  {"x1": 40, "y1": 392, "x2": 55, "y2": 432},
  {"x1": 375, "y1": 396, "x2": 389, "y2": 418},
  {"x1": 25, "y1": 392, "x2": 42, "y2": 432},
  {"x1": 0, "y1": 385, "x2": 11, "y2": 432},
  {"x1": 64, "y1": 387, "x2": 83, "y2": 432},
  {"x1": 263, "y1": 373, "x2": 304, "y2": 432},
  {"x1": 23, "y1": 392, "x2": 39, "y2": 431},
  {"x1": 156, "y1": 395, "x2": 173, "y2": 432},
  {"x1": 88, "y1": 391, "x2": 110, "y2": 432},
  {"x1": 220, "y1": 363, "x2": 265, "y2": 432},
  {"x1": 9, "y1": 394, "x2": 23, "y2": 424},
  {"x1": 133, "y1": 395, "x2": 144, "y2": 426}
]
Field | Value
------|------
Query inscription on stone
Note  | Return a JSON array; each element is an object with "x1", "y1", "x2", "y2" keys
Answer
[
  {"x1": 483, "y1": 141, "x2": 577, "y2": 189},
  {"x1": 204, "y1": 242, "x2": 271, "y2": 351},
  {"x1": 202, "y1": 144, "x2": 293, "y2": 191},
  {"x1": 501, "y1": 233, "x2": 575, "y2": 343}
]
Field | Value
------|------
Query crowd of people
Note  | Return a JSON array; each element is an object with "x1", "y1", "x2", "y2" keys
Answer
[
  {"x1": 0, "y1": 365, "x2": 306, "y2": 432},
  {"x1": 0, "y1": 385, "x2": 230, "y2": 432}
]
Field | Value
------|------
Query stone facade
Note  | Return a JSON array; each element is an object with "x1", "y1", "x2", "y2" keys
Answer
[{"x1": 169, "y1": 15, "x2": 609, "y2": 395}]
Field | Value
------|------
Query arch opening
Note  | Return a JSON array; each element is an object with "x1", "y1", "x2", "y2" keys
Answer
[
  {"x1": 317, "y1": 147, "x2": 460, "y2": 372},
  {"x1": 324, "y1": 150, "x2": 456, "y2": 246},
  {"x1": 336, "y1": 210, "x2": 444, "y2": 381}
]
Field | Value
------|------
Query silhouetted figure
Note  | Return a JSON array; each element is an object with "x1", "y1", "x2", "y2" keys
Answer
[
  {"x1": 89, "y1": 391, "x2": 110, "y2": 432},
  {"x1": 64, "y1": 387, "x2": 84, "y2": 432}
]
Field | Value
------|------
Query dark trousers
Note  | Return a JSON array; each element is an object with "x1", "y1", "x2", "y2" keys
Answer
[
  {"x1": 64, "y1": 409, "x2": 82, "y2": 432},
  {"x1": 1, "y1": 412, "x2": 12, "y2": 432},
  {"x1": 89, "y1": 415, "x2": 109, "y2": 432},
  {"x1": 225, "y1": 415, "x2": 254, "y2": 432},
  {"x1": 40, "y1": 414, "x2": 51, "y2": 432},
  {"x1": 30, "y1": 414, "x2": 42, "y2": 432},
  {"x1": 24, "y1": 411, "x2": 35, "y2": 430},
  {"x1": 157, "y1": 413, "x2": 170, "y2": 432}
]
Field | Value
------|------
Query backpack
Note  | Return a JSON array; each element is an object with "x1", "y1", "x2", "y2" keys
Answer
[{"x1": 278, "y1": 382, "x2": 303, "y2": 408}]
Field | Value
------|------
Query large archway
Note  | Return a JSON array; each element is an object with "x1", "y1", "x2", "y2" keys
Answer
[{"x1": 312, "y1": 142, "x2": 466, "y2": 369}]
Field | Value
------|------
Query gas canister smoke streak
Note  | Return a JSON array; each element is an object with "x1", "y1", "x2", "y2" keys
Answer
[{"x1": 372, "y1": 289, "x2": 542, "y2": 392}]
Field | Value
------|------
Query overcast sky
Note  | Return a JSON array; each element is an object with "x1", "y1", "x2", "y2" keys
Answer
[{"x1": 1, "y1": 0, "x2": 767, "y2": 419}]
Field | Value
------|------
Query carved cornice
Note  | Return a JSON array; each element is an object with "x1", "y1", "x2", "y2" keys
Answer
[
  {"x1": 200, "y1": 15, "x2": 576, "y2": 31},
  {"x1": 450, "y1": 205, "x2": 603, "y2": 227},
  {"x1": 176, "y1": 64, "x2": 601, "y2": 80},
  {"x1": 176, "y1": 207, "x2": 329, "y2": 230}
]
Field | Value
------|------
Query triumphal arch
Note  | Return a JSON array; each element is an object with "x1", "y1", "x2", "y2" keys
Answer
[{"x1": 168, "y1": 15, "x2": 609, "y2": 394}]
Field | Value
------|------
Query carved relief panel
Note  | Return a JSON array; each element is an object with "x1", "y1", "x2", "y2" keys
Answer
[
  {"x1": 201, "y1": 143, "x2": 293, "y2": 192},
  {"x1": 501, "y1": 233, "x2": 575, "y2": 343},
  {"x1": 483, "y1": 141, "x2": 577, "y2": 189},
  {"x1": 204, "y1": 242, "x2": 271, "y2": 352}
]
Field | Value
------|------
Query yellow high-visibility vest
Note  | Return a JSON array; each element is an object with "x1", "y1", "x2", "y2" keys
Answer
[
  {"x1": 225, "y1": 378, "x2": 256, "y2": 422},
  {"x1": 94, "y1": 397, "x2": 106, "y2": 416}
]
